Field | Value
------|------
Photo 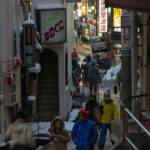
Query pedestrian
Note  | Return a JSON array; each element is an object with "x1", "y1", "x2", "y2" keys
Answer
[
  {"x1": 88, "y1": 60, "x2": 100, "y2": 95},
  {"x1": 5, "y1": 110, "x2": 36, "y2": 150},
  {"x1": 85, "y1": 95, "x2": 99, "y2": 123},
  {"x1": 72, "y1": 47, "x2": 78, "y2": 59},
  {"x1": 101, "y1": 56, "x2": 111, "y2": 74},
  {"x1": 71, "y1": 109, "x2": 98, "y2": 150},
  {"x1": 98, "y1": 90, "x2": 119, "y2": 150},
  {"x1": 48, "y1": 116, "x2": 70, "y2": 150},
  {"x1": 81, "y1": 59, "x2": 89, "y2": 84}
]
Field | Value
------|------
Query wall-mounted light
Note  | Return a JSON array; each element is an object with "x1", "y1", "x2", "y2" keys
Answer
[
  {"x1": 13, "y1": 57, "x2": 21, "y2": 68},
  {"x1": 6, "y1": 74, "x2": 14, "y2": 85}
]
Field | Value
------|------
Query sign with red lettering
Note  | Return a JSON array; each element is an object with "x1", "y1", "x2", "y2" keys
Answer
[
  {"x1": 36, "y1": 8, "x2": 66, "y2": 44},
  {"x1": 99, "y1": 0, "x2": 108, "y2": 33}
]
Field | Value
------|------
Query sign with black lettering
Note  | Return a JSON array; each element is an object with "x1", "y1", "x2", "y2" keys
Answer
[
  {"x1": 23, "y1": 23, "x2": 35, "y2": 67},
  {"x1": 36, "y1": 8, "x2": 66, "y2": 44}
]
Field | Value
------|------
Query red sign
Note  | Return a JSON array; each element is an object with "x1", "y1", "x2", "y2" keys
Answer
[{"x1": 106, "y1": 0, "x2": 150, "y2": 12}]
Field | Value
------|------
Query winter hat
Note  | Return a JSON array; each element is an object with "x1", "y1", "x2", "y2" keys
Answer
[
  {"x1": 79, "y1": 109, "x2": 88, "y2": 120},
  {"x1": 91, "y1": 59, "x2": 96, "y2": 64},
  {"x1": 104, "y1": 89, "x2": 111, "y2": 98}
]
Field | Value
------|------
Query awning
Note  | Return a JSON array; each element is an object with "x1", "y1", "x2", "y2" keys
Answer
[{"x1": 106, "y1": 0, "x2": 150, "y2": 12}]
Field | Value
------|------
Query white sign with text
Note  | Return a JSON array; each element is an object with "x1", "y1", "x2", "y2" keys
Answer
[{"x1": 40, "y1": 9, "x2": 66, "y2": 44}]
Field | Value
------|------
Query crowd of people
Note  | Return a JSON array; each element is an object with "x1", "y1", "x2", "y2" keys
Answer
[
  {"x1": 5, "y1": 47, "x2": 119, "y2": 150},
  {"x1": 72, "y1": 47, "x2": 111, "y2": 95},
  {"x1": 5, "y1": 89, "x2": 119, "y2": 150}
]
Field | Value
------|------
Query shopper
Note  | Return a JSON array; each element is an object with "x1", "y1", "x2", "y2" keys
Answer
[
  {"x1": 48, "y1": 116, "x2": 70, "y2": 150},
  {"x1": 98, "y1": 90, "x2": 119, "y2": 150},
  {"x1": 88, "y1": 60, "x2": 100, "y2": 95},
  {"x1": 6, "y1": 110, "x2": 36, "y2": 150},
  {"x1": 71, "y1": 109, "x2": 98, "y2": 150}
]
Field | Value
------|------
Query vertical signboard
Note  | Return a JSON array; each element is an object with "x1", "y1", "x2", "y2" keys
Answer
[
  {"x1": 23, "y1": 23, "x2": 35, "y2": 67},
  {"x1": 121, "y1": 9, "x2": 131, "y2": 55},
  {"x1": 99, "y1": 0, "x2": 108, "y2": 33},
  {"x1": 113, "y1": 8, "x2": 122, "y2": 27},
  {"x1": 121, "y1": 28, "x2": 131, "y2": 55},
  {"x1": 77, "y1": 2, "x2": 82, "y2": 17},
  {"x1": 36, "y1": 8, "x2": 66, "y2": 44}
]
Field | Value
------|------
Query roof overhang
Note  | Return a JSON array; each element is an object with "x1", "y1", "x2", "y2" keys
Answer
[{"x1": 106, "y1": 0, "x2": 150, "y2": 12}]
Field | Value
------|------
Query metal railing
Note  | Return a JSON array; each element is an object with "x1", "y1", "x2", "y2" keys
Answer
[{"x1": 121, "y1": 94, "x2": 150, "y2": 150}]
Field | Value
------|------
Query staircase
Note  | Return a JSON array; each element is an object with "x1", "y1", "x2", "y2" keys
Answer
[
  {"x1": 114, "y1": 94, "x2": 150, "y2": 150},
  {"x1": 36, "y1": 50, "x2": 59, "y2": 121}
]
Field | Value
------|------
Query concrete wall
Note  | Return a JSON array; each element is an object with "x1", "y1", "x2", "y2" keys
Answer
[
  {"x1": 31, "y1": 0, "x2": 74, "y2": 119},
  {"x1": 0, "y1": 0, "x2": 22, "y2": 141}
]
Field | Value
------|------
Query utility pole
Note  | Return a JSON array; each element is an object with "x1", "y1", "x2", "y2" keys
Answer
[
  {"x1": 121, "y1": 10, "x2": 132, "y2": 110},
  {"x1": 131, "y1": 11, "x2": 137, "y2": 113}
]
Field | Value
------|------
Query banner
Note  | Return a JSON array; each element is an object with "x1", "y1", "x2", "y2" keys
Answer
[
  {"x1": 113, "y1": 8, "x2": 122, "y2": 27},
  {"x1": 99, "y1": 0, "x2": 108, "y2": 33}
]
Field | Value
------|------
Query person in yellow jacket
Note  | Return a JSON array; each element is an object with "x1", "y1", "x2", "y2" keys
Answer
[{"x1": 98, "y1": 89, "x2": 119, "y2": 150}]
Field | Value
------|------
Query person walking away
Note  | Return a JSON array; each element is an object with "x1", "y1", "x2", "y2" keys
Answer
[
  {"x1": 72, "y1": 47, "x2": 78, "y2": 59},
  {"x1": 98, "y1": 90, "x2": 119, "y2": 150},
  {"x1": 81, "y1": 59, "x2": 89, "y2": 85},
  {"x1": 88, "y1": 60, "x2": 100, "y2": 95},
  {"x1": 101, "y1": 56, "x2": 111, "y2": 74},
  {"x1": 48, "y1": 116, "x2": 70, "y2": 150},
  {"x1": 71, "y1": 109, "x2": 98, "y2": 150},
  {"x1": 5, "y1": 111, "x2": 36, "y2": 150},
  {"x1": 85, "y1": 95, "x2": 99, "y2": 123}
]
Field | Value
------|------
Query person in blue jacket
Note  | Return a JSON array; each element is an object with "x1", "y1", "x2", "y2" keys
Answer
[
  {"x1": 102, "y1": 56, "x2": 111, "y2": 73},
  {"x1": 71, "y1": 109, "x2": 98, "y2": 150}
]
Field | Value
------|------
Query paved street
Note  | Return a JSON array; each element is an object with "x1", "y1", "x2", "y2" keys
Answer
[{"x1": 39, "y1": 43, "x2": 122, "y2": 150}]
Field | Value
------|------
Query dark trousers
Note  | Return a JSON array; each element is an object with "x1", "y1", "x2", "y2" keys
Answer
[{"x1": 90, "y1": 79, "x2": 97, "y2": 94}]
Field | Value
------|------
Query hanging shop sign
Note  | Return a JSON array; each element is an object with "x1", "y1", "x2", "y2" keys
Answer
[
  {"x1": 121, "y1": 28, "x2": 131, "y2": 55},
  {"x1": 36, "y1": 6, "x2": 66, "y2": 44},
  {"x1": 106, "y1": 0, "x2": 150, "y2": 12},
  {"x1": 113, "y1": 8, "x2": 122, "y2": 28},
  {"x1": 23, "y1": 21, "x2": 35, "y2": 67},
  {"x1": 99, "y1": 0, "x2": 108, "y2": 33}
]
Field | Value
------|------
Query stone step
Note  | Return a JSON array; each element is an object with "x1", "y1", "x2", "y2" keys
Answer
[{"x1": 37, "y1": 106, "x2": 59, "y2": 112}]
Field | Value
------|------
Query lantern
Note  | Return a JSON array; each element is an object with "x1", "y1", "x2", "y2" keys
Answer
[
  {"x1": 0, "y1": 95, "x2": 5, "y2": 105},
  {"x1": 7, "y1": 74, "x2": 14, "y2": 85},
  {"x1": 13, "y1": 57, "x2": 21, "y2": 67}
]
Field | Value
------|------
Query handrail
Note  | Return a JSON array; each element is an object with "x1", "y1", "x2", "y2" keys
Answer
[
  {"x1": 121, "y1": 93, "x2": 150, "y2": 107},
  {"x1": 124, "y1": 107, "x2": 150, "y2": 137},
  {"x1": 120, "y1": 93, "x2": 150, "y2": 150}
]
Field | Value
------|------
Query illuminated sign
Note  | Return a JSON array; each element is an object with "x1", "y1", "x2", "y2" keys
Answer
[
  {"x1": 113, "y1": 8, "x2": 122, "y2": 27},
  {"x1": 99, "y1": 0, "x2": 108, "y2": 33}
]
